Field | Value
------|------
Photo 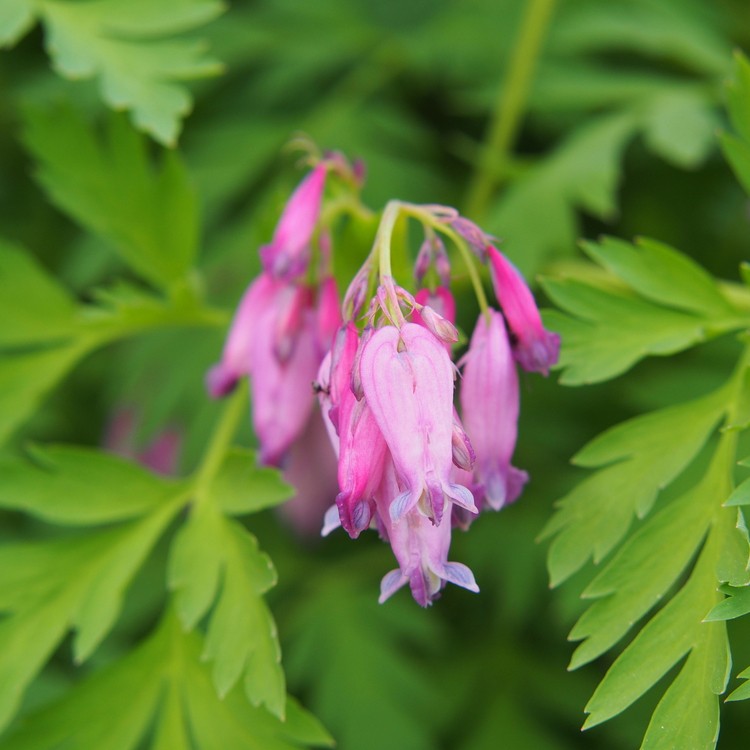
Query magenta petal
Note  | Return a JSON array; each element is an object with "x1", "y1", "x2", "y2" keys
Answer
[
  {"x1": 261, "y1": 164, "x2": 327, "y2": 279},
  {"x1": 375, "y1": 463, "x2": 479, "y2": 607},
  {"x1": 487, "y1": 246, "x2": 560, "y2": 374},
  {"x1": 360, "y1": 323, "x2": 475, "y2": 525},
  {"x1": 316, "y1": 276, "x2": 342, "y2": 352},
  {"x1": 206, "y1": 273, "x2": 280, "y2": 398},
  {"x1": 460, "y1": 310, "x2": 528, "y2": 510},
  {"x1": 252, "y1": 309, "x2": 319, "y2": 466}
]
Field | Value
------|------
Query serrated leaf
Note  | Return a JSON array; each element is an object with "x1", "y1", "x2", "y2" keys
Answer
[
  {"x1": 1, "y1": 611, "x2": 331, "y2": 750},
  {"x1": 581, "y1": 236, "x2": 734, "y2": 318},
  {"x1": 705, "y1": 585, "x2": 750, "y2": 621},
  {"x1": 0, "y1": 241, "x2": 78, "y2": 348},
  {"x1": 583, "y1": 529, "x2": 727, "y2": 732},
  {"x1": 727, "y1": 664, "x2": 750, "y2": 701},
  {"x1": 542, "y1": 388, "x2": 725, "y2": 585},
  {"x1": 169, "y1": 502, "x2": 284, "y2": 717},
  {"x1": 541, "y1": 280, "x2": 712, "y2": 385},
  {"x1": 0, "y1": 497, "x2": 179, "y2": 731},
  {"x1": 569, "y1": 473, "x2": 713, "y2": 670},
  {"x1": 209, "y1": 448, "x2": 294, "y2": 515},
  {"x1": 12, "y1": 0, "x2": 225, "y2": 144},
  {"x1": 0, "y1": 445, "x2": 183, "y2": 525},
  {"x1": 24, "y1": 107, "x2": 199, "y2": 287}
]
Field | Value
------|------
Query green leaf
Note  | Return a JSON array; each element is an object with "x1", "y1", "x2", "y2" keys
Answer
[
  {"x1": 643, "y1": 88, "x2": 718, "y2": 168},
  {"x1": 0, "y1": 342, "x2": 86, "y2": 446},
  {"x1": 541, "y1": 387, "x2": 725, "y2": 586},
  {"x1": 705, "y1": 585, "x2": 750, "y2": 621},
  {"x1": 285, "y1": 576, "x2": 442, "y2": 750},
  {"x1": 542, "y1": 281, "x2": 711, "y2": 385},
  {"x1": 726, "y1": 51, "x2": 750, "y2": 145},
  {"x1": 9, "y1": 0, "x2": 224, "y2": 144},
  {"x1": 24, "y1": 107, "x2": 200, "y2": 287},
  {"x1": 569, "y1": 471, "x2": 714, "y2": 670},
  {"x1": 0, "y1": 0, "x2": 35, "y2": 46},
  {"x1": 1, "y1": 610, "x2": 332, "y2": 750},
  {"x1": 168, "y1": 501, "x2": 285, "y2": 718},
  {"x1": 0, "y1": 241, "x2": 78, "y2": 348},
  {"x1": 209, "y1": 448, "x2": 294, "y2": 516},
  {"x1": 583, "y1": 525, "x2": 728, "y2": 735},
  {"x1": 727, "y1": 664, "x2": 750, "y2": 702},
  {"x1": 486, "y1": 111, "x2": 639, "y2": 275},
  {"x1": 0, "y1": 496, "x2": 180, "y2": 731},
  {"x1": 580, "y1": 236, "x2": 735, "y2": 318},
  {"x1": 0, "y1": 445, "x2": 184, "y2": 525}
]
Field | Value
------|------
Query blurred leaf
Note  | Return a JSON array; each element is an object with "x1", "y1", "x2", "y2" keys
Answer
[
  {"x1": 581, "y1": 236, "x2": 734, "y2": 318},
  {"x1": 24, "y1": 107, "x2": 200, "y2": 287},
  {"x1": 3, "y1": 0, "x2": 224, "y2": 144},
  {"x1": 643, "y1": 88, "x2": 718, "y2": 168},
  {"x1": 0, "y1": 343, "x2": 86, "y2": 446},
  {"x1": 285, "y1": 577, "x2": 442, "y2": 750},
  {"x1": 0, "y1": 241, "x2": 78, "y2": 348},
  {"x1": 487, "y1": 112, "x2": 639, "y2": 275},
  {"x1": 0, "y1": 445, "x2": 183, "y2": 525},
  {"x1": 1, "y1": 611, "x2": 332, "y2": 750}
]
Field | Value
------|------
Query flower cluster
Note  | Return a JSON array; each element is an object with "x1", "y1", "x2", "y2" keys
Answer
[{"x1": 209, "y1": 155, "x2": 560, "y2": 606}]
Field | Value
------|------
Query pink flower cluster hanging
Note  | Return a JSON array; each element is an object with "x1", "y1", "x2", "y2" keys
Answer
[{"x1": 208, "y1": 150, "x2": 560, "y2": 606}]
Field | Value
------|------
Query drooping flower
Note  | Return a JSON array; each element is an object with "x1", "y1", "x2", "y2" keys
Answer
[
  {"x1": 260, "y1": 163, "x2": 328, "y2": 280},
  {"x1": 487, "y1": 246, "x2": 560, "y2": 375},
  {"x1": 460, "y1": 310, "x2": 528, "y2": 510},
  {"x1": 319, "y1": 323, "x2": 388, "y2": 538},
  {"x1": 359, "y1": 320, "x2": 476, "y2": 525},
  {"x1": 376, "y1": 461, "x2": 479, "y2": 607}
]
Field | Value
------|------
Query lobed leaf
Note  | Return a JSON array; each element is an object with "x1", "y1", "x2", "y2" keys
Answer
[
  {"x1": 4, "y1": 0, "x2": 224, "y2": 144},
  {"x1": 541, "y1": 387, "x2": 726, "y2": 585},
  {"x1": 168, "y1": 499, "x2": 285, "y2": 718},
  {"x1": 0, "y1": 445, "x2": 184, "y2": 525},
  {"x1": 0, "y1": 611, "x2": 331, "y2": 750}
]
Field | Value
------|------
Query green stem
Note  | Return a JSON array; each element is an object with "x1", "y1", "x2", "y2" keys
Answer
[
  {"x1": 464, "y1": 0, "x2": 558, "y2": 219},
  {"x1": 194, "y1": 382, "x2": 247, "y2": 490},
  {"x1": 375, "y1": 200, "x2": 402, "y2": 281}
]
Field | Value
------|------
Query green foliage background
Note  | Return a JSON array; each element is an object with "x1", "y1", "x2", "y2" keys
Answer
[{"x1": 2, "y1": 0, "x2": 750, "y2": 748}]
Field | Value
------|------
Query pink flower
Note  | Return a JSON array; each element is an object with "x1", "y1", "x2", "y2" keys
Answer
[
  {"x1": 260, "y1": 164, "x2": 328, "y2": 280},
  {"x1": 206, "y1": 273, "x2": 281, "y2": 398},
  {"x1": 359, "y1": 322, "x2": 476, "y2": 526},
  {"x1": 376, "y1": 461, "x2": 479, "y2": 607},
  {"x1": 460, "y1": 310, "x2": 528, "y2": 510},
  {"x1": 487, "y1": 246, "x2": 560, "y2": 375},
  {"x1": 208, "y1": 272, "x2": 341, "y2": 467},
  {"x1": 318, "y1": 323, "x2": 388, "y2": 538}
]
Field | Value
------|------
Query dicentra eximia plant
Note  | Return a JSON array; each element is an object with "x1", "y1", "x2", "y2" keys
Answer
[
  {"x1": 208, "y1": 148, "x2": 559, "y2": 607},
  {"x1": 4, "y1": 1, "x2": 750, "y2": 747}
]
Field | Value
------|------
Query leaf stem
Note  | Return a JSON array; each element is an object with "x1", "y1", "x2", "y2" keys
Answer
[
  {"x1": 194, "y1": 382, "x2": 247, "y2": 489},
  {"x1": 463, "y1": 0, "x2": 558, "y2": 219}
]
